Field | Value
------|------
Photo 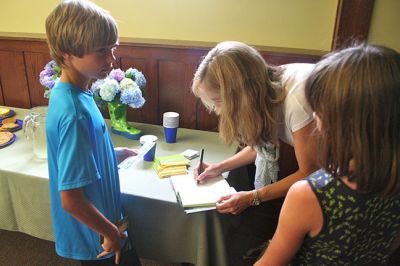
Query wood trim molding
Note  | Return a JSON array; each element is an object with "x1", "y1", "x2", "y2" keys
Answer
[
  {"x1": 0, "y1": 37, "x2": 321, "y2": 130},
  {"x1": 332, "y1": 0, "x2": 375, "y2": 50},
  {"x1": 0, "y1": 76, "x2": 4, "y2": 105}
]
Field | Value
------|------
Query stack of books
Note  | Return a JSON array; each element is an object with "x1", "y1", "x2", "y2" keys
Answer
[{"x1": 153, "y1": 154, "x2": 190, "y2": 178}]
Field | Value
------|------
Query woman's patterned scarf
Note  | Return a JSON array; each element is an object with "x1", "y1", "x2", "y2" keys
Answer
[{"x1": 253, "y1": 142, "x2": 280, "y2": 189}]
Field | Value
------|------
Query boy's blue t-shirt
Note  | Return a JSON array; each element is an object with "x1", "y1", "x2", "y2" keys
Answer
[{"x1": 46, "y1": 81, "x2": 123, "y2": 260}]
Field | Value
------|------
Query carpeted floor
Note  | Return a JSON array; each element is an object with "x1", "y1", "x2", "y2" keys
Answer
[{"x1": 0, "y1": 229, "x2": 181, "y2": 266}]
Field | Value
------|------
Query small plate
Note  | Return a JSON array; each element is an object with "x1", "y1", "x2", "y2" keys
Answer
[
  {"x1": 0, "y1": 109, "x2": 16, "y2": 120},
  {"x1": 0, "y1": 132, "x2": 16, "y2": 148},
  {"x1": 0, "y1": 119, "x2": 23, "y2": 132}
]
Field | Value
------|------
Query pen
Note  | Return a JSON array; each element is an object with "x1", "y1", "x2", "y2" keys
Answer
[{"x1": 197, "y1": 148, "x2": 204, "y2": 184}]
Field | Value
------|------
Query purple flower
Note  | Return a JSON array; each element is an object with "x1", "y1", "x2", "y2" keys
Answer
[
  {"x1": 39, "y1": 60, "x2": 61, "y2": 98},
  {"x1": 40, "y1": 76, "x2": 56, "y2": 89},
  {"x1": 40, "y1": 68, "x2": 55, "y2": 79},
  {"x1": 109, "y1": 69, "x2": 125, "y2": 82},
  {"x1": 45, "y1": 60, "x2": 58, "y2": 70}
]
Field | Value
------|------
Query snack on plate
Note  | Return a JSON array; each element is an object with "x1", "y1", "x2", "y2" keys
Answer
[
  {"x1": 0, "y1": 122, "x2": 19, "y2": 131},
  {"x1": 0, "y1": 108, "x2": 10, "y2": 117},
  {"x1": 1, "y1": 117, "x2": 16, "y2": 124},
  {"x1": 0, "y1": 131, "x2": 13, "y2": 145}
]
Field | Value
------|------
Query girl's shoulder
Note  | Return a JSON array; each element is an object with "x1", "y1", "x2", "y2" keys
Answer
[{"x1": 306, "y1": 169, "x2": 334, "y2": 190}]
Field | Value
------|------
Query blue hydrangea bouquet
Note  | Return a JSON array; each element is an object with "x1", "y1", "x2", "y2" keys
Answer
[
  {"x1": 90, "y1": 68, "x2": 147, "y2": 140},
  {"x1": 40, "y1": 61, "x2": 147, "y2": 140}
]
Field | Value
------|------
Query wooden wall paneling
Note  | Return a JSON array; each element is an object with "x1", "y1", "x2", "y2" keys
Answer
[
  {"x1": 0, "y1": 37, "x2": 335, "y2": 130},
  {"x1": 113, "y1": 55, "x2": 121, "y2": 69},
  {"x1": 0, "y1": 76, "x2": 4, "y2": 105},
  {"x1": 119, "y1": 45, "x2": 218, "y2": 130},
  {"x1": 24, "y1": 52, "x2": 52, "y2": 107},
  {"x1": 0, "y1": 50, "x2": 31, "y2": 108},
  {"x1": 153, "y1": 47, "x2": 219, "y2": 130},
  {"x1": 158, "y1": 59, "x2": 189, "y2": 127},
  {"x1": 155, "y1": 47, "x2": 208, "y2": 129},
  {"x1": 120, "y1": 56, "x2": 158, "y2": 125},
  {"x1": 332, "y1": 0, "x2": 375, "y2": 50},
  {"x1": 262, "y1": 52, "x2": 321, "y2": 66},
  {"x1": 181, "y1": 61, "x2": 198, "y2": 129},
  {"x1": 190, "y1": 51, "x2": 219, "y2": 132},
  {"x1": 117, "y1": 46, "x2": 161, "y2": 126},
  {"x1": 0, "y1": 39, "x2": 49, "y2": 54},
  {"x1": 196, "y1": 102, "x2": 219, "y2": 132}
]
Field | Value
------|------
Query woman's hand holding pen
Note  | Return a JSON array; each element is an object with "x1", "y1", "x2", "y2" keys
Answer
[
  {"x1": 215, "y1": 191, "x2": 253, "y2": 215},
  {"x1": 194, "y1": 162, "x2": 222, "y2": 183}
]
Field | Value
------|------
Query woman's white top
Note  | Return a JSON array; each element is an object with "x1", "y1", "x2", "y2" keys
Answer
[
  {"x1": 278, "y1": 63, "x2": 315, "y2": 146},
  {"x1": 254, "y1": 63, "x2": 315, "y2": 189}
]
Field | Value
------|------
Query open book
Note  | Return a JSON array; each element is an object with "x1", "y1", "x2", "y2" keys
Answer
[{"x1": 170, "y1": 174, "x2": 236, "y2": 213}]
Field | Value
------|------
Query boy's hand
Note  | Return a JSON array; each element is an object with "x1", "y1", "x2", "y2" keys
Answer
[
  {"x1": 96, "y1": 224, "x2": 127, "y2": 264},
  {"x1": 114, "y1": 147, "x2": 138, "y2": 164}
]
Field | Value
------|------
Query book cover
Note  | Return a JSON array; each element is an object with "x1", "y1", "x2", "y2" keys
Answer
[{"x1": 170, "y1": 174, "x2": 236, "y2": 210}]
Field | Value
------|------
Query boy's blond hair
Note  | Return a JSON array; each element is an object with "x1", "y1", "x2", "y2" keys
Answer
[
  {"x1": 305, "y1": 44, "x2": 400, "y2": 197},
  {"x1": 45, "y1": 0, "x2": 118, "y2": 67},
  {"x1": 192, "y1": 41, "x2": 285, "y2": 146}
]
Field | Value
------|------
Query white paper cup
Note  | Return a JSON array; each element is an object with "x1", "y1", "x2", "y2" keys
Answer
[
  {"x1": 139, "y1": 135, "x2": 158, "y2": 161},
  {"x1": 139, "y1": 135, "x2": 158, "y2": 144},
  {"x1": 163, "y1": 112, "x2": 179, "y2": 128}
]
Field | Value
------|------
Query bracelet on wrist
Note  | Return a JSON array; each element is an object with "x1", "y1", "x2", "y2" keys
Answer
[{"x1": 251, "y1": 189, "x2": 261, "y2": 206}]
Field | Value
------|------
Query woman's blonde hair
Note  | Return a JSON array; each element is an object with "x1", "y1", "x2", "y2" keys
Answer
[
  {"x1": 305, "y1": 44, "x2": 400, "y2": 197},
  {"x1": 45, "y1": 0, "x2": 118, "y2": 67},
  {"x1": 192, "y1": 41, "x2": 285, "y2": 146}
]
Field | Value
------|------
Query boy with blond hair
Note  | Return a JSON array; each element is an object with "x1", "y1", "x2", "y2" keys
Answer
[{"x1": 45, "y1": 1, "x2": 141, "y2": 265}]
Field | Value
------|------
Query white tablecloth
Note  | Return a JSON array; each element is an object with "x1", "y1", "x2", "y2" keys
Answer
[{"x1": 0, "y1": 106, "x2": 237, "y2": 266}]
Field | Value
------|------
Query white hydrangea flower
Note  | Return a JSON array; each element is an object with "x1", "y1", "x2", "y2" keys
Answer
[
  {"x1": 99, "y1": 79, "x2": 119, "y2": 102},
  {"x1": 120, "y1": 78, "x2": 139, "y2": 91}
]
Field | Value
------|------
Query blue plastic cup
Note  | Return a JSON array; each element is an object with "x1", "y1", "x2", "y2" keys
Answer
[
  {"x1": 143, "y1": 143, "x2": 156, "y2": 161},
  {"x1": 140, "y1": 135, "x2": 158, "y2": 161},
  {"x1": 164, "y1": 127, "x2": 177, "y2": 143},
  {"x1": 163, "y1": 112, "x2": 179, "y2": 143}
]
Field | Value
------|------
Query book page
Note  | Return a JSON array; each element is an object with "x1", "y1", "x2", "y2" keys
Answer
[{"x1": 170, "y1": 174, "x2": 236, "y2": 208}]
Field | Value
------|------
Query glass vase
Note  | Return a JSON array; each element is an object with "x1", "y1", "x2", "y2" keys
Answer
[{"x1": 108, "y1": 102, "x2": 142, "y2": 140}]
